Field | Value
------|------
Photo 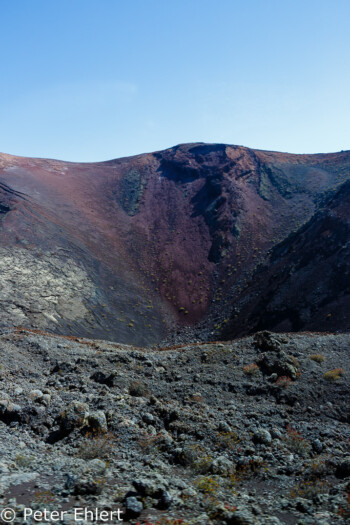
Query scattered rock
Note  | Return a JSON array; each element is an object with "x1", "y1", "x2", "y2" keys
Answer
[
  {"x1": 88, "y1": 410, "x2": 107, "y2": 432},
  {"x1": 253, "y1": 428, "x2": 272, "y2": 445},
  {"x1": 0, "y1": 330, "x2": 348, "y2": 524},
  {"x1": 336, "y1": 456, "x2": 350, "y2": 478},
  {"x1": 125, "y1": 496, "x2": 143, "y2": 518},
  {"x1": 60, "y1": 401, "x2": 89, "y2": 432}
]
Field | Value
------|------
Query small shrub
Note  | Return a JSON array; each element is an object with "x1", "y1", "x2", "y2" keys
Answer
[
  {"x1": 310, "y1": 354, "x2": 325, "y2": 363},
  {"x1": 33, "y1": 489, "x2": 56, "y2": 506},
  {"x1": 206, "y1": 502, "x2": 238, "y2": 521},
  {"x1": 305, "y1": 456, "x2": 331, "y2": 479},
  {"x1": 225, "y1": 458, "x2": 267, "y2": 490},
  {"x1": 226, "y1": 471, "x2": 241, "y2": 488},
  {"x1": 95, "y1": 476, "x2": 107, "y2": 489},
  {"x1": 138, "y1": 432, "x2": 163, "y2": 456},
  {"x1": 216, "y1": 431, "x2": 240, "y2": 451},
  {"x1": 324, "y1": 368, "x2": 345, "y2": 381},
  {"x1": 129, "y1": 380, "x2": 148, "y2": 397},
  {"x1": 243, "y1": 363, "x2": 259, "y2": 376},
  {"x1": 194, "y1": 476, "x2": 220, "y2": 495},
  {"x1": 275, "y1": 376, "x2": 292, "y2": 388},
  {"x1": 136, "y1": 519, "x2": 188, "y2": 525},
  {"x1": 180, "y1": 444, "x2": 213, "y2": 473},
  {"x1": 284, "y1": 425, "x2": 311, "y2": 456},
  {"x1": 77, "y1": 430, "x2": 116, "y2": 460},
  {"x1": 237, "y1": 457, "x2": 267, "y2": 477},
  {"x1": 290, "y1": 479, "x2": 329, "y2": 499},
  {"x1": 157, "y1": 518, "x2": 188, "y2": 525},
  {"x1": 192, "y1": 452, "x2": 213, "y2": 474},
  {"x1": 224, "y1": 503, "x2": 238, "y2": 512},
  {"x1": 289, "y1": 355, "x2": 300, "y2": 369},
  {"x1": 187, "y1": 393, "x2": 205, "y2": 404},
  {"x1": 15, "y1": 453, "x2": 34, "y2": 468},
  {"x1": 338, "y1": 492, "x2": 350, "y2": 520}
]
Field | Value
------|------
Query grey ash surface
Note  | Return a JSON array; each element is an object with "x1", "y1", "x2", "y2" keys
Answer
[{"x1": 0, "y1": 329, "x2": 349, "y2": 524}]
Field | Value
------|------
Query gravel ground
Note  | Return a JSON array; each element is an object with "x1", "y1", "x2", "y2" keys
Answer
[{"x1": 0, "y1": 328, "x2": 349, "y2": 524}]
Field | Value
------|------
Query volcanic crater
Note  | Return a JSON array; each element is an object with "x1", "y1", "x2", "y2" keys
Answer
[{"x1": 0, "y1": 143, "x2": 349, "y2": 345}]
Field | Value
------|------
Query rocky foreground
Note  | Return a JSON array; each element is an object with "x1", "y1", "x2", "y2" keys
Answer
[{"x1": 0, "y1": 329, "x2": 349, "y2": 524}]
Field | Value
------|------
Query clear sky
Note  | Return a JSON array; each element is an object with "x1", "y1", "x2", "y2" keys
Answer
[{"x1": 1, "y1": 0, "x2": 349, "y2": 162}]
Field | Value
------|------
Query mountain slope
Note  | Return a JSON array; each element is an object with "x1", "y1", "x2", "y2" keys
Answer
[
  {"x1": 0, "y1": 144, "x2": 349, "y2": 344},
  {"x1": 221, "y1": 179, "x2": 350, "y2": 338}
]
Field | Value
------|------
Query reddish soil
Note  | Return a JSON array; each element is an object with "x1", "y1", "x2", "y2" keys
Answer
[{"x1": 0, "y1": 143, "x2": 349, "y2": 344}]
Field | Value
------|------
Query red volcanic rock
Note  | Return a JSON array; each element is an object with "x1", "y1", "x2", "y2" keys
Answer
[{"x1": 0, "y1": 143, "x2": 349, "y2": 345}]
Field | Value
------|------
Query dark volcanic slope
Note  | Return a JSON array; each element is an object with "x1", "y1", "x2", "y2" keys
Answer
[
  {"x1": 222, "y1": 179, "x2": 350, "y2": 338},
  {"x1": 0, "y1": 144, "x2": 349, "y2": 344}
]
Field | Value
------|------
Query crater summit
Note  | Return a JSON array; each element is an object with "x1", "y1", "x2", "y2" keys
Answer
[{"x1": 0, "y1": 143, "x2": 349, "y2": 345}]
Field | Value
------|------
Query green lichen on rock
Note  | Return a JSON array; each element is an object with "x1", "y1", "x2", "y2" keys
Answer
[
  {"x1": 258, "y1": 167, "x2": 273, "y2": 201},
  {"x1": 258, "y1": 165, "x2": 293, "y2": 201},
  {"x1": 118, "y1": 169, "x2": 147, "y2": 216}
]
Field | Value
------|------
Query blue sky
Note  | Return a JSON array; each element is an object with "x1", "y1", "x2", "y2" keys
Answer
[{"x1": 1, "y1": 0, "x2": 349, "y2": 161}]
